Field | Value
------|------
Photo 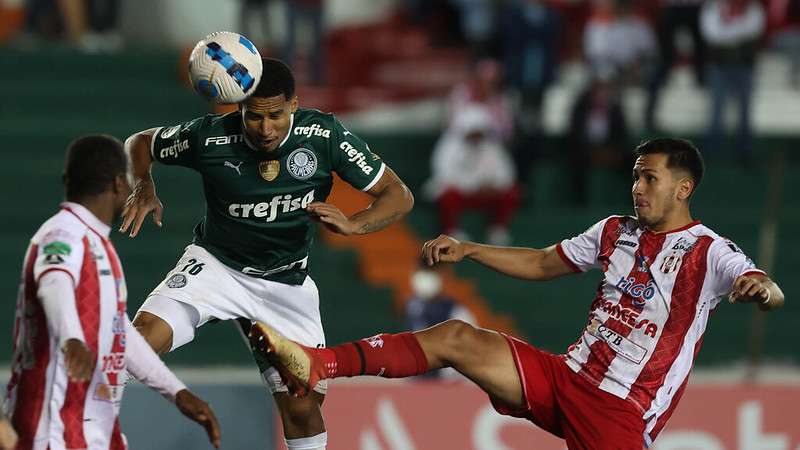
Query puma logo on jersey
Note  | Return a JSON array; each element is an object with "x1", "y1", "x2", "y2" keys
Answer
[
  {"x1": 224, "y1": 160, "x2": 243, "y2": 175},
  {"x1": 228, "y1": 190, "x2": 315, "y2": 222}
]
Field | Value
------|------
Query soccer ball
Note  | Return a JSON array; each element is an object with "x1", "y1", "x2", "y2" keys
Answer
[{"x1": 188, "y1": 31, "x2": 263, "y2": 104}]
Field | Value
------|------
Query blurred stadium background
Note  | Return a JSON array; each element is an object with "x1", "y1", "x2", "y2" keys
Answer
[{"x1": 1, "y1": 0, "x2": 798, "y2": 448}]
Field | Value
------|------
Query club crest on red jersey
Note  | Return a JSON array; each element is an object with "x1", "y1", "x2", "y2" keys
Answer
[{"x1": 660, "y1": 252, "x2": 682, "y2": 274}]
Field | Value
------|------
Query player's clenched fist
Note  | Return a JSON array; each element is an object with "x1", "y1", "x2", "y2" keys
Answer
[
  {"x1": 728, "y1": 275, "x2": 768, "y2": 303},
  {"x1": 422, "y1": 234, "x2": 466, "y2": 266},
  {"x1": 728, "y1": 275, "x2": 770, "y2": 305}
]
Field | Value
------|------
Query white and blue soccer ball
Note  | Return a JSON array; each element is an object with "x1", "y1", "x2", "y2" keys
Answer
[{"x1": 188, "y1": 31, "x2": 263, "y2": 104}]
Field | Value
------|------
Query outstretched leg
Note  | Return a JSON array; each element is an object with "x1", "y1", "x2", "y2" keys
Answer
[{"x1": 250, "y1": 319, "x2": 524, "y2": 408}]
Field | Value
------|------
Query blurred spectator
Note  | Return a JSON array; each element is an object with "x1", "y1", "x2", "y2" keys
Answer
[
  {"x1": 16, "y1": 0, "x2": 86, "y2": 47},
  {"x1": 700, "y1": 0, "x2": 765, "y2": 158},
  {"x1": 79, "y1": 0, "x2": 122, "y2": 53},
  {"x1": 406, "y1": 268, "x2": 476, "y2": 332},
  {"x1": 584, "y1": 0, "x2": 657, "y2": 84},
  {"x1": 499, "y1": 0, "x2": 562, "y2": 186},
  {"x1": 406, "y1": 0, "x2": 494, "y2": 52},
  {"x1": 284, "y1": 0, "x2": 326, "y2": 85},
  {"x1": 500, "y1": 0, "x2": 561, "y2": 116},
  {"x1": 567, "y1": 70, "x2": 631, "y2": 206},
  {"x1": 405, "y1": 0, "x2": 438, "y2": 25},
  {"x1": 447, "y1": 58, "x2": 514, "y2": 142},
  {"x1": 645, "y1": 0, "x2": 707, "y2": 131},
  {"x1": 239, "y1": 0, "x2": 277, "y2": 50},
  {"x1": 448, "y1": 0, "x2": 497, "y2": 56},
  {"x1": 424, "y1": 106, "x2": 519, "y2": 245},
  {"x1": 405, "y1": 267, "x2": 476, "y2": 379},
  {"x1": 768, "y1": 0, "x2": 800, "y2": 88},
  {"x1": 404, "y1": 0, "x2": 463, "y2": 47}
]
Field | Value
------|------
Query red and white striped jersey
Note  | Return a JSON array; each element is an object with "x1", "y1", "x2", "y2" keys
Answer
[
  {"x1": 7, "y1": 203, "x2": 129, "y2": 450},
  {"x1": 556, "y1": 215, "x2": 764, "y2": 445}
]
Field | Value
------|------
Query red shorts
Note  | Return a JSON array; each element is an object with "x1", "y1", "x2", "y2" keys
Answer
[{"x1": 492, "y1": 335, "x2": 645, "y2": 450}]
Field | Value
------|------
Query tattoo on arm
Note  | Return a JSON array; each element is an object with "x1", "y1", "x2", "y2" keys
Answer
[{"x1": 357, "y1": 212, "x2": 403, "y2": 235}]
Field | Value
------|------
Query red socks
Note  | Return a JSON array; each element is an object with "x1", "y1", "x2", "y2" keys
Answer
[{"x1": 317, "y1": 332, "x2": 429, "y2": 379}]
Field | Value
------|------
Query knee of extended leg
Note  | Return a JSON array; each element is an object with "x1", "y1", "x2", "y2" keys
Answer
[{"x1": 439, "y1": 319, "x2": 481, "y2": 356}]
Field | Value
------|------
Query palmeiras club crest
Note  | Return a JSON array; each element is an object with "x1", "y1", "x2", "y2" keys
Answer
[
  {"x1": 287, "y1": 148, "x2": 317, "y2": 180},
  {"x1": 166, "y1": 273, "x2": 187, "y2": 288}
]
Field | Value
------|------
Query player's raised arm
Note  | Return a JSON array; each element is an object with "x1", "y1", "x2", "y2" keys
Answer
[
  {"x1": 349, "y1": 165, "x2": 414, "y2": 234},
  {"x1": 422, "y1": 235, "x2": 575, "y2": 281},
  {"x1": 308, "y1": 119, "x2": 414, "y2": 235},
  {"x1": 307, "y1": 165, "x2": 413, "y2": 235},
  {"x1": 121, "y1": 128, "x2": 163, "y2": 237}
]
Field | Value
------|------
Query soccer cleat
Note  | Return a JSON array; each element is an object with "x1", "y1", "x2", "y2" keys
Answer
[{"x1": 248, "y1": 321, "x2": 324, "y2": 397}]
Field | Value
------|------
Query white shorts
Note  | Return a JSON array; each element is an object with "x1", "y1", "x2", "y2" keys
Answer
[{"x1": 138, "y1": 244, "x2": 327, "y2": 394}]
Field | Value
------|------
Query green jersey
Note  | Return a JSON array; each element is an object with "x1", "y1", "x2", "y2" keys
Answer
[{"x1": 150, "y1": 108, "x2": 385, "y2": 285}]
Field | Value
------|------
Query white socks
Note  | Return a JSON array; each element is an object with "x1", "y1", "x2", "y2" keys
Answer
[{"x1": 285, "y1": 432, "x2": 327, "y2": 450}]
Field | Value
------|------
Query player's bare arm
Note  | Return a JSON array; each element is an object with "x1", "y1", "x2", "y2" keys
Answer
[
  {"x1": 305, "y1": 166, "x2": 413, "y2": 235},
  {"x1": 728, "y1": 273, "x2": 785, "y2": 311},
  {"x1": 422, "y1": 235, "x2": 575, "y2": 281},
  {"x1": 120, "y1": 128, "x2": 163, "y2": 237}
]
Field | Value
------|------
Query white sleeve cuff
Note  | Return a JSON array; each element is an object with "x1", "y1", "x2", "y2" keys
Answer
[
  {"x1": 149, "y1": 127, "x2": 163, "y2": 160},
  {"x1": 361, "y1": 162, "x2": 386, "y2": 192}
]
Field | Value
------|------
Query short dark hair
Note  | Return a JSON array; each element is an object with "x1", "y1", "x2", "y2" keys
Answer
[
  {"x1": 251, "y1": 57, "x2": 295, "y2": 100},
  {"x1": 635, "y1": 138, "x2": 705, "y2": 193},
  {"x1": 63, "y1": 134, "x2": 127, "y2": 201}
]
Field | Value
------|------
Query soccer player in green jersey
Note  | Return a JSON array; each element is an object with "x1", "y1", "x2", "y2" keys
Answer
[{"x1": 120, "y1": 58, "x2": 414, "y2": 450}]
